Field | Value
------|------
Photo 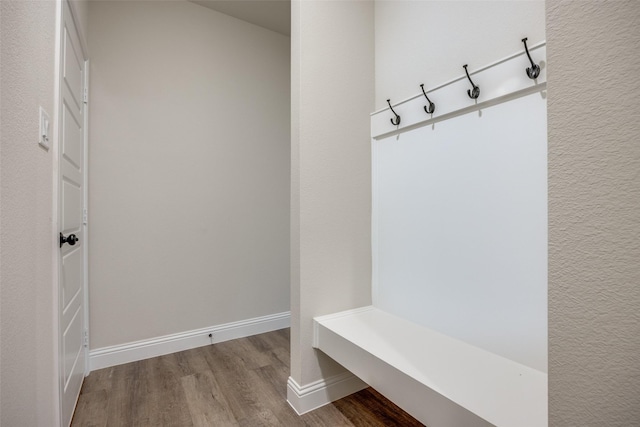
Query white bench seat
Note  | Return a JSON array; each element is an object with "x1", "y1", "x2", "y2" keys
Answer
[{"x1": 313, "y1": 306, "x2": 547, "y2": 427}]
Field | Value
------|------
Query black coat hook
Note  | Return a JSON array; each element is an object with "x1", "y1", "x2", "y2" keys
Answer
[
  {"x1": 420, "y1": 84, "x2": 435, "y2": 114},
  {"x1": 463, "y1": 65, "x2": 480, "y2": 99},
  {"x1": 387, "y1": 99, "x2": 401, "y2": 126},
  {"x1": 522, "y1": 37, "x2": 540, "y2": 79}
]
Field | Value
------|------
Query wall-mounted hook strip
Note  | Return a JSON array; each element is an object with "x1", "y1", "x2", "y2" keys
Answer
[
  {"x1": 387, "y1": 99, "x2": 401, "y2": 126},
  {"x1": 420, "y1": 84, "x2": 435, "y2": 114},
  {"x1": 463, "y1": 65, "x2": 480, "y2": 99},
  {"x1": 522, "y1": 37, "x2": 540, "y2": 79}
]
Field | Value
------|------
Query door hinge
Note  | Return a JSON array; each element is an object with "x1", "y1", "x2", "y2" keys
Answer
[
  {"x1": 83, "y1": 87, "x2": 88, "y2": 104},
  {"x1": 83, "y1": 208, "x2": 88, "y2": 225},
  {"x1": 83, "y1": 330, "x2": 89, "y2": 348}
]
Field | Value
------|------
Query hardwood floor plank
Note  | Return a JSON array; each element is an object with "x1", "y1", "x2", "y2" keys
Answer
[
  {"x1": 277, "y1": 328, "x2": 290, "y2": 341},
  {"x1": 78, "y1": 366, "x2": 113, "y2": 395},
  {"x1": 249, "y1": 365, "x2": 305, "y2": 426},
  {"x1": 254, "y1": 363, "x2": 289, "y2": 400},
  {"x1": 200, "y1": 340, "x2": 304, "y2": 426},
  {"x1": 247, "y1": 328, "x2": 290, "y2": 352},
  {"x1": 227, "y1": 336, "x2": 274, "y2": 370},
  {"x1": 237, "y1": 408, "x2": 283, "y2": 427},
  {"x1": 128, "y1": 358, "x2": 162, "y2": 426},
  {"x1": 72, "y1": 329, "x2": 423, "y2": 427},
  {"x1": 181, "y1": 371, "x2": 238, "y2": 426},
  {"x1": 199, "y1": 342, "x2": 255, "y2": 421},
  {"x1": 160, "y1": 347, "x2": 211, "y2": 378},
  {"x1": 146, "y1": 358, "x2": 194, "y2": 427},
  {"x1": 333, "y1": 388, "x2": 425, "y2": 427},
  {"x1": 71, "y1": 389, "x2": 108, "y2": 427},
  {"x1": 104, "y1": 360, "x2": 139, "y2": 426},
  {"x1": 271, "y1": 345, "x2": 291, "y2": 369},
  {"x1": 300, "y1": 404, "x2": 354, "y2": 427}
]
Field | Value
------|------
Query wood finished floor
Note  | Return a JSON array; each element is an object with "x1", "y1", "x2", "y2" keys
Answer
[{"x1": 72, "y1": 329, "x2": 424, "y2": 426}]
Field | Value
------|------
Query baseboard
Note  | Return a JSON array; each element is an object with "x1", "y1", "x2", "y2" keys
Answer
[
  {"x1": 287, "y1": 372, "x2": 368, "y2": 415},
  {"x1": 89, "y1": 311, "x2": 290, "y2": 371}
]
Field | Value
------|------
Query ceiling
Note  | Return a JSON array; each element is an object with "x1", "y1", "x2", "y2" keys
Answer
[{"x1": 190, "y1": 0, "x2": 291, "y2": 36}]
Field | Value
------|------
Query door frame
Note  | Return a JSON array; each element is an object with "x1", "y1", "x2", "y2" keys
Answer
[
  {"x1": 82, "y1": 59, "x2": 90, "y2": 375},
  {"x1": 52, "y1": 0, "x2": 90, "y2": 424}
]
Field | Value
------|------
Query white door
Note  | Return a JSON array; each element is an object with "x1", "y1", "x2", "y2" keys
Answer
[{"x1": 58, "y1": 1, "x2": 87, "y2": 425}]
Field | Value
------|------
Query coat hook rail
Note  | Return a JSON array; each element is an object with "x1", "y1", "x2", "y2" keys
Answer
[
  {"x1": 463, "y1": 64, "x2": 480, "y2": 99},
  {"x1": 522, "y1": 37, "x2": 540, "y2": 79},
  {"x1": 371, "y1": 42, "x2": 547, "y2": 139},
  {"x1": 387, "y1": 99, "x2": 401, "y2": 126},
  {"x1": 420, "y1": 84, "x2": 435, "y2": 114}
]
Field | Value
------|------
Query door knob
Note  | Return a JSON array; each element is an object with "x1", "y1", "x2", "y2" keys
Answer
[{"x1": 60, "y1": 233, "x2": 79, "y2": 248}]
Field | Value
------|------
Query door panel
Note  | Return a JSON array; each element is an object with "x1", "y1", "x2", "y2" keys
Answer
[
  {"x1": 62, "y1": 179, "x2": 82, "y2": 232},
  {"x1": 61, "y1": 303, "x2": 83, "y2": 425},
  {"x1": 63, "y1": 26, "x2": 83, "y2": 111},
  {"x1": 62, "y1": 102, "x2": 82, "y2": 169},
  {"x1": 62, "y1": 249, "x2": 82, "y2": 308},
  {"x1": 59, "y1": 1, "x2": 86, "y2": 425},
  {"x1": 63, "y1": 305, "x2": 83, "y2": 390}
]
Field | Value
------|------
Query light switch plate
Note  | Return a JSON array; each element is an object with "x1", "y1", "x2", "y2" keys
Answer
[{"x1": 39, "y1": 106, "x2": 50, "y2": 150}]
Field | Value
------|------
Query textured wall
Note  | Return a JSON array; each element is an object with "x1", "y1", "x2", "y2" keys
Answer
[
  {"x1": 88, "y1": 1, "x2": 290, "y2": 348},
  {"x1": 290, "y1": 0, "x2": 374, "y2": 385},
  {"x1": 0, "y1": 1, "x2": 58, "y2": 425},
  {"x1": 547, "y1": 1, "x2": 640, "y2": 425}
]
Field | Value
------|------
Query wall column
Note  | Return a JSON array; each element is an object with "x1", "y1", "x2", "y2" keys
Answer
[{"x1": 290, "y1": 0, "x2": 374, "y2": 397}]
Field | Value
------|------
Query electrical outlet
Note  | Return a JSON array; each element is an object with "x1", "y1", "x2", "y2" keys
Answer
[{"x1": 39, "y1": 106, "x2": 50, "y2": 150}]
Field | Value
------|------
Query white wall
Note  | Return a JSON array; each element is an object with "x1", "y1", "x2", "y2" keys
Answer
[
  {"x1": 1, "y1": 1, "x2": 68, "y2": 424},
  {"x1": 373, "y1": 1, "x2": 547, "y2": 371},
  {"x1": 375, "y1": 0, "x2": 545, "y2": 110},
  {"x1": 547, "y1": 1, "x2": 640, "y2": 425},
  {"x1": 290, "y1": 0, "x2": 374, "y2": 386},
  {"x1": 373, "y1": 90, "x2": 548, "y2": 372},
  {"x1": 87, "y1": 1, "x2": 290, "y2": 349}
]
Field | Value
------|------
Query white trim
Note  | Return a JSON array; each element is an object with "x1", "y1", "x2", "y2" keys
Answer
[
  {"x1": 52, "y1": 1, "x2": 63, "y2": 424},
  {"x1": 82, "y1": 58, "x2": 90, "y2": 376},
  {"x1": 371, "y1": 40, "x2": 546, "y2": 116},
  {"x1": 286, "y1": 372, "x2": 368, "y2": 415},
  {"x1": 89, "y1": 312, "x2": 291, "y2": 371},
  {"x1": 57, "y1": 2, "x2": 89, "y2": 424}
]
